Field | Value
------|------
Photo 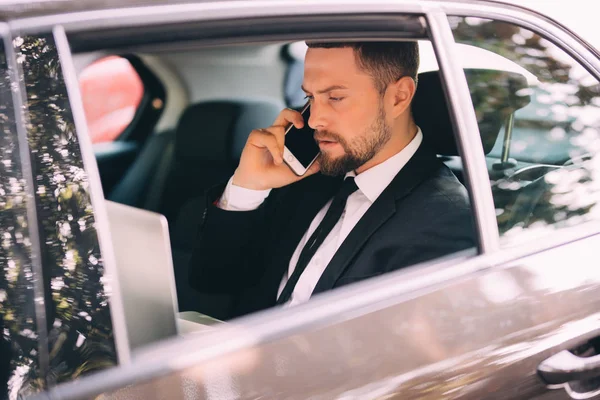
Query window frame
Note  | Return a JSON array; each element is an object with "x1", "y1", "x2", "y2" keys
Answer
[
  {"x1": 426, "y1": 9, "x2": 500, "y2": 253},
  {"x1": 0, "y1": 25, "x2": 132, "y2": 392},
  {"x1": 0, "y1": 22, "x2": 51, "y2": 393},
  {"x1": 51, "y1": 25, "x2": 132, "y2": 365},
  {"x1": 6, "y1": 1, "x2": 600, "y2": 398},
  {"x1": 30, "y1": 0, "x2": 487, "y2": 377}
]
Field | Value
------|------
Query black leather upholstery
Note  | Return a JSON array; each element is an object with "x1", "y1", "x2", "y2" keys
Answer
[
  {"x1": 160, "y1": 100, "x2": 283, "y2": 225},
  {"x1": 412, "y1": 68, "x2": 530, "y2": 156},
  {"x1": 168, "y1": 99, "x2": 284, "y2": 317},
  {"x1": 109, "y1": 130, "x2": 175, "y2": 207}
]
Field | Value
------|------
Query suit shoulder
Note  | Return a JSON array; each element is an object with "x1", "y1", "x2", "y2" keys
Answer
[{"x1": 415, "y1": 162, "x2": 470, "y2": 208}]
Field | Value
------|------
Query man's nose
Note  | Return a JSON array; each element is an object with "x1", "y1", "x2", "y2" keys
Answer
[{"x1": 308, "y1": 101, "x2": 325, "y2": 130}]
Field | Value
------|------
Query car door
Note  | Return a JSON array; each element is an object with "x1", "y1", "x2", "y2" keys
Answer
[
  {"x1": 18, "y1": 2, "x2": 600, "y2": 400},
  {"x1": 442, "y1": 8, "x2": 600, "y2": 399}
]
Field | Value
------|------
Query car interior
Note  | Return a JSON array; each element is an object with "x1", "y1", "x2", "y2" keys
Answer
[{"x1": 71, "y1": 37, "x2": 577, "y2": 346}]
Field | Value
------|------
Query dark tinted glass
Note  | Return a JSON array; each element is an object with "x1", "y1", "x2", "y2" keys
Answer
[
  {"x1": 0, "y1": 38, "x2": 44, "y2": 399},
  {"x1": 15, "y1": 34, "x2": 118, "y2": 385}
]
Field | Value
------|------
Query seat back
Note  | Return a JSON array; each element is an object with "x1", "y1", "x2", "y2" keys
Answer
[
  {"x1": 159, "y1": 99, "x2": 284, "y2": 226},
  {"x1": 412, "y1": 68, "x2": 530, "y2": 156},
  {"x1": 166, "y1": 99, "x2": 284, "y2": 318},
  {"x1": 108, "y1": 129, "x2": 175, "y2": 207}
]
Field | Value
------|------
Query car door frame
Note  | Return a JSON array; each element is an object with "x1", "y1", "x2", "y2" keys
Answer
[{"x1": 12, "y1": 0, "x2": 600, "y2": 399}]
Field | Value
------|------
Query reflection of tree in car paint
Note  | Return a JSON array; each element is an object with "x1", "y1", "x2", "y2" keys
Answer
[
  {"x1": 15, "y1": 35, "x2": 117, "y2": 392},
  {"x1": 451, "y1": 17, "x2": 600, "y2": 239}
]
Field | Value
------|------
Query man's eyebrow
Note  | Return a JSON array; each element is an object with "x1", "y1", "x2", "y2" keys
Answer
[{"x1": 301, "y1": 84, "x2": 349, "y2": 94}]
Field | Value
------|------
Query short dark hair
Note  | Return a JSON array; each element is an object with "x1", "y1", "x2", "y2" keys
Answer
[{"x1": 305, "y1": 41, "x2": 419, "y2": 94}]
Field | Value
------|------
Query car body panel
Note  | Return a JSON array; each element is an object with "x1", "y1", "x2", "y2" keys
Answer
[
  {"x1": 35, "y1": 233, "x2": 600, "y2": 399},
  {"x1": 0, "y1": 0, "x2": 599, "y2": 399}
]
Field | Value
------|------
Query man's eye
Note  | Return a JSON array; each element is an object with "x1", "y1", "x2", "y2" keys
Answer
[{"x1": 329, "y1": 97, "x2": 344, "y2": 102}]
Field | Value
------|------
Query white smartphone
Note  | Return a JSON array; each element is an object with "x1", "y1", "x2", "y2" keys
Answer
[{"x1": 283, "y1": 102, "x2": 320, "y2": 176}]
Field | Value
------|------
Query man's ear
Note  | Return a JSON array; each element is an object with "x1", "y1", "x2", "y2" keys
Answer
[{"x1": 387, "y1": 76, "x2": 416, "y2": 118}]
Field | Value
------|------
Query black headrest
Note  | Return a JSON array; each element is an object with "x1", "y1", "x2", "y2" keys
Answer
[
  {"x1": 175, "y1": 99, "x2": 283, "y2": 164},
  {"x1": 412, "y1": 69, "x2": 531, "y2": 155}
]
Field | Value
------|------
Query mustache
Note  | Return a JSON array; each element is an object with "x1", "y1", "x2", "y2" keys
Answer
[{"x1": 314, "y1": 130, "x2": 345, "y2": 143}]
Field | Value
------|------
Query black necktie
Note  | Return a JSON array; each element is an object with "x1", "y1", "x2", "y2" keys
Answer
[{"x1": 277, "y1": 177, "x2": 359, "y2": 305}]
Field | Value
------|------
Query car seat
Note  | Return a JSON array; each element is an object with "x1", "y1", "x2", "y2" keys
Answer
[{"x1": 168, "y1": 99, "x2": 284, "y2": 318}]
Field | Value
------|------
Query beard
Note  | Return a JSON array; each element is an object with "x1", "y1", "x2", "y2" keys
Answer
[{"x1": 317, "y1": 103, "x2": 392, "y2": 177}]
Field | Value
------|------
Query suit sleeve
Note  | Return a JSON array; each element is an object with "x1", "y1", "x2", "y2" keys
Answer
[{"x1": 188, "y1": 183, "x2": 278, "y2": 295}]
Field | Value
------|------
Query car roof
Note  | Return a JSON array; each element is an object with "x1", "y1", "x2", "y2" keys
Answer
[
  {"x1": 0, "y1": 0, "x2": 596, "y2": 52},
  {"x1": 0, "y1": 0, "x2": 211, "y2": 19},
  {"x1": 0, "y1": 0, "x2": 554, "y2": 21},
  {"x1": 494, "y1": 0, "x2": 599, "y2": 50}
]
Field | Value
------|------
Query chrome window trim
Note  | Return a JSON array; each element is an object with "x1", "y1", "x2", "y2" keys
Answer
[
  {"x1": 2, "y1": 23, "x2": 51, "y2": 383},
  {"x1": 10, "y1": 0, "x2": 427, "y2": 34},
  {"x1": 426, "y1": 8, "x2": 500, "y2": 253},
  {"x1": 52, "y1": 25, "x2": 131, "y2": 365}
]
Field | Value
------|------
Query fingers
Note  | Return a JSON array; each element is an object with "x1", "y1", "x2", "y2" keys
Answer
[
  {"x1": 247, "y1": 128, "x2": 284, "y2": 164},
  {"x1": 269, "y1": 126, "x2": 286, "y2": 153},
  {"x1": 273, "y1": 108, "x2": 305, "y2": 130}
]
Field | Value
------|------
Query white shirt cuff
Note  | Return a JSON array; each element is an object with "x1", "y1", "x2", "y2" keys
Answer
[{"x1": 217, "y1": 176, "x2": 271, "y2": 211}]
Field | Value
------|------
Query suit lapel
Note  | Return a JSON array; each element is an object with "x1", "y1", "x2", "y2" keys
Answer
[
  {"x1": 312, "y1": 144, "x2": 441, "y2": 294},
  {"x1": 266, "y1": 174, "x2": 342, "y2": 293}
]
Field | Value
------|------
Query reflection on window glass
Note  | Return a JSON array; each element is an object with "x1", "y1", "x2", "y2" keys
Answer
[
  {"x1": 15, "y1": 34, "x2": 117, "y2": 385},
  {"x1": 0, "y1": 40, "x2": 43, "y2": 399},
  {"x1": 450, "y1": 17, "x2": 600, "y2": 242}
]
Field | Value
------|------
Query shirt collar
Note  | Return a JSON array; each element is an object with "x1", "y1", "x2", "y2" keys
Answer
[{"x1": 345, "y1": 127, "x2": 423, "y2": 203}]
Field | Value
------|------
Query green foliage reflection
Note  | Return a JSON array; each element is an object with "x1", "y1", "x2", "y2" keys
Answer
[
  {"x1": 16, "y1": 35, "x2": 116, "y2": 387},
  {"x1": 451, "y1": 18, "x2": 600, "y2": 239},
  {"x1": 0, "y1": 39, "x2": 41, "y2": 400}
]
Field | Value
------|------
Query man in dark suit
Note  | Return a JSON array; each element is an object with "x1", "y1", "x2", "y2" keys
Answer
[{"x1": 189, "y1": 41, "x2": 475, "y2": 319}]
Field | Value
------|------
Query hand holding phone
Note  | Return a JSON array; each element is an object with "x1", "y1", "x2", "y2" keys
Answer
[
  {"x1": 283, "y1": 102, "x2": 320, "y2": 176},
  {"x1": 232, "y1": 105, "x2": 320, "y2": 191}
]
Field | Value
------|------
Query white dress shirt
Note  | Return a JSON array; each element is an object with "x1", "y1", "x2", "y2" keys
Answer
[{"x1": 218, "y1": 128, "x2": 423, "y2": 307}]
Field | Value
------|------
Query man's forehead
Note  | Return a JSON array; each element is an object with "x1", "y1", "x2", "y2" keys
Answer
[
  {"x1": 303, "y1": 47, "x2": 370, "y2": 91},
  {"x1": 304, "y1": 46, "x2": 357, "y2": 69}
]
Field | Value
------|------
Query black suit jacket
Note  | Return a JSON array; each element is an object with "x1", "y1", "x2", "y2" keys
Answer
[{"x1": 189, "y1": 144, "x2": 475, "y2": 319}]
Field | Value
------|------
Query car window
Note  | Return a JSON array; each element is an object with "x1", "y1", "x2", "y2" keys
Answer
[
  {"x1": 163, "y1": 37, "x2": 479, "y2": 321},
  {"x1": 14, "y1": 34, "x2": 119, "y2": 387},
  {"x1": 449, "y1": 17, "x2": 600, "y2": 243},
  {"x1": 79, "y1": 56, "x2": 144, "y2": 144},
  {"x1": 0, "y1": 37, "x2": 45, "y2": 399}
]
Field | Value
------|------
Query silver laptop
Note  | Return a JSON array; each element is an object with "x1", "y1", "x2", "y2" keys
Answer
[{"x1": 105, "y1": 201, "x2": 179, "y2": 351}]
